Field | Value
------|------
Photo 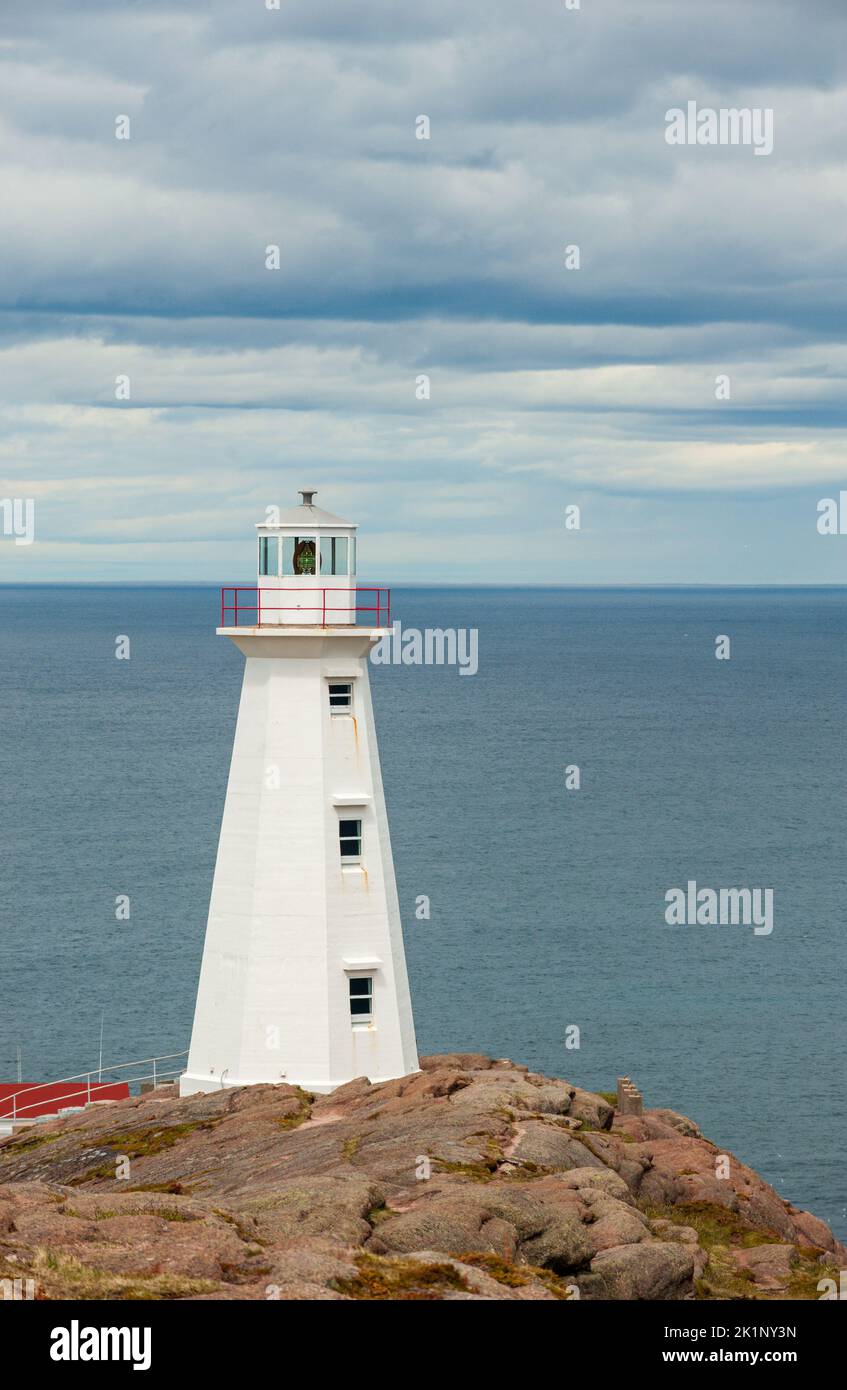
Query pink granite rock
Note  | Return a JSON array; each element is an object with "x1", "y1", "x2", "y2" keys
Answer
[{"x1": 0, "y1": 1055, "x2": 841, "y2": 1300}]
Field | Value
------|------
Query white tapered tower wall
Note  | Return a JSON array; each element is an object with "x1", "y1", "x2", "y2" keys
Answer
[{"x1": 180, "y1": 628, "x2": 419, "y2": 1095}]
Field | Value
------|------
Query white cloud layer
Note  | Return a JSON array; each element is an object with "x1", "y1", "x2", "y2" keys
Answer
[{"x1": 0, "y1": 0, "x2": 846, "y2": 581}]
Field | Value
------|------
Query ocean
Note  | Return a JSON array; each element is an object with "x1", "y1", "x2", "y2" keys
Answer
[{"x1": 0, "y1": 584, "x2": 844, "y2": 1241}]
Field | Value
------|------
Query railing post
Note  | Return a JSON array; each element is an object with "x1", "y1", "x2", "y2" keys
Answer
[
  {"x1": 87, "y1": 1074, "x2": 91, "y2": 1104},
  {"x1": 322, "y1": 589, "x2": 326, "y2": 626},
  {"x1": 258, "y1": 587, "x2": 261, "y2": 627},
  {"x1": 153, "y1": 1058, "x2": 157, "y2": 1088}
]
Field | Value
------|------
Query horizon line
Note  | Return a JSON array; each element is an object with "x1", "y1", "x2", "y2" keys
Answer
[{"x1": 1, "y1": 581, "x2": 846, "y2": 591}]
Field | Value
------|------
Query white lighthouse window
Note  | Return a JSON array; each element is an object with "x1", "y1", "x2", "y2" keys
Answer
[
  {"x1": 258, "y1": 536, "x2": 278, "y2": 577},
  {"x1": 339, "y1": 818, "x2": 362, "y2": 860},
  {"x1": 349, "y1": 976, "x2": 373, "y2": 1020},
  {"x1": 328, "y1": 681, "x2": 353, "y2": 712},
  {"x1": 282, "y1": 535, "x2": 317, "y2": 576},
  {"x1": 350, "y1": 536, "x2": 357, "y2": 575},
  {"x1": 320, "y1": 536, "x2": 349, "y2": 576}
]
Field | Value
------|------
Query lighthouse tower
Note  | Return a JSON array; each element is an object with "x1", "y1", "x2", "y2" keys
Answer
[{"x1": 180, "y1": 491, "x2": 419, "y2": 1095}]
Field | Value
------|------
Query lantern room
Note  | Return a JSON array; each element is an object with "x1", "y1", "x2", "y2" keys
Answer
[{"x1": 255, "y1": 489, "x2": 358, "y2": 625}]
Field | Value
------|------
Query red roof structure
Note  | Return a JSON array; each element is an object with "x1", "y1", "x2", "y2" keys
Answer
[{"x1": 0, "y1": 1081, "x2": 130, "y2": 1120}]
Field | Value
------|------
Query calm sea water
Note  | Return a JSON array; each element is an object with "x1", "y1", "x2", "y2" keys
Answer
[{"x1": 0, "y1": 585, "x2": 844, "y2": 1240}]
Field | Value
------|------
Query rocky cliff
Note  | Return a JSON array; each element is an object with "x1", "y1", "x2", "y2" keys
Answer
[{"x1": 1, "y1": 1054, "x2": 842, "y2": 1301}]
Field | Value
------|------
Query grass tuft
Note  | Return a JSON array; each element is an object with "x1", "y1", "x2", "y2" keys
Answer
[
  {"x1": 31, "y1": 1248, "x2": 217, "y2": 1301},
  {"x1": 331, "y1": 1253, "x2": 469, "y2": 1301}
]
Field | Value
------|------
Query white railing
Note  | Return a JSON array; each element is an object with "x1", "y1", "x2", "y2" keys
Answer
[{"x1": 0, "y1": 1050, "x2": 188, "y2": 1122}]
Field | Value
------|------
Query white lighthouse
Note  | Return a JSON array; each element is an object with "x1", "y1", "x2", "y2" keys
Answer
[{"x1": 180, "y1": 491, "x2": 419, "y2": 1096}]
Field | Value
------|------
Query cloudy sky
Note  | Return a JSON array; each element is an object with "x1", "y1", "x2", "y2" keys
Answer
[{"x1": 1, "y1": 0, "x2": 846, "y2": 583}]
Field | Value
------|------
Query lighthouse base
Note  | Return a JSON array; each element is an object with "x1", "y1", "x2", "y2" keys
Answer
[{"x1": 178, "y1": 1068, "x2": 421, "y2": 1098}]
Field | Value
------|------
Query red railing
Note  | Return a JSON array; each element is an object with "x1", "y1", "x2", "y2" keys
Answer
[{"x1": 220, "y1": 586, "x2": 391, "y2": 628}]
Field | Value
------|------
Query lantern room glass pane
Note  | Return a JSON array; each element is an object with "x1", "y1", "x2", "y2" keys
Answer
[
  {"x1": 258, "y1": 536, "x2": 278, "y2": 577},
  {"x1": 320, "y1": 536, "x2": 349, "y2": 576},
  {"x1": 282, "y1": 536, "x2": 316, "y2": 575}
]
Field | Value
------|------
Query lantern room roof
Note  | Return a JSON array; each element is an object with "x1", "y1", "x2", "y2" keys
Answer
[{"x1": 256, "y1": 490, "x2": 357, "y2": 531}]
